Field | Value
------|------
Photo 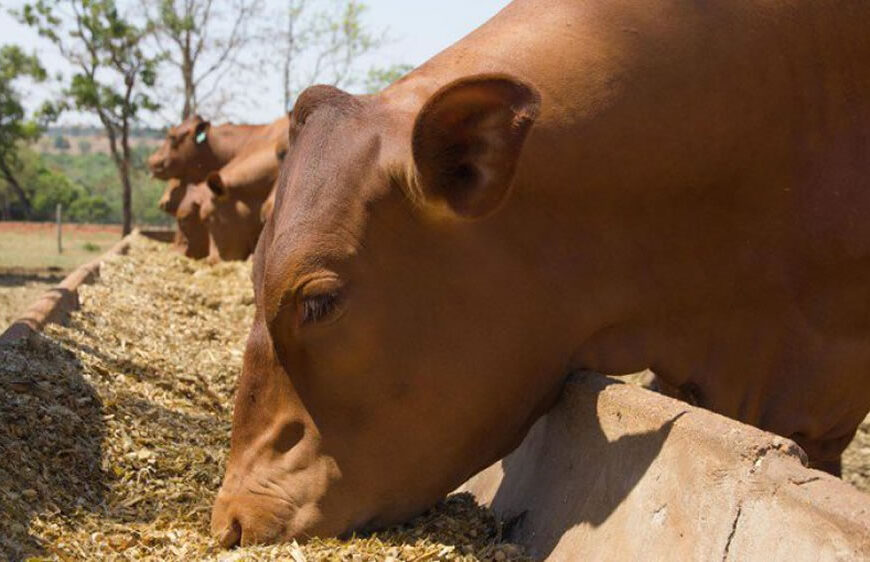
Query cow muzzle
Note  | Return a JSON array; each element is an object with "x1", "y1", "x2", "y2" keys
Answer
[
  {"x1": 211, "y1": 417, "x2": 348, "y2": 547},
  {"x1": 211, "y1": 487, "x2": 295, "y2": 548},
  {"x1": 148, "y1": 156, "x2": 170, "y2": 179}
]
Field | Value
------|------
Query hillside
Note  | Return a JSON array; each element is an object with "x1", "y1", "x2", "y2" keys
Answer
[{"x1": 34, "y1": 127, "x2": 164, "y2": 157}]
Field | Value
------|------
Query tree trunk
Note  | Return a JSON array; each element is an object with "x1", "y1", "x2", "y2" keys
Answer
[
  {"x1": 0, "y1": 159, "x2": 33, "y2": 219},
  {"x1": 182, "y1": 28, "x2": 195, "y2": 119},
  {"x1": 182, "y1": 69, "x2": 195, "y2": 119},
  {"x1": 121, "y1": 164, "x2": 132, "y2": 235},
  {"x1": 283, "y1": 5, "x2": 295, "y2": 111},
  {"x1": 102, "y1": 114, "x2": 133, "y2": 236},
  {"x1": 120, "y1": 124, "x2": 133, "y2": 236}
]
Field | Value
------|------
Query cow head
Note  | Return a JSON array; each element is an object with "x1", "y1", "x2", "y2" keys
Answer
[
  {"x1": 174, "y1": 184, "x2": 210, "y2": 260},
  {"x1": 260, "y1": 188, "x2": 276, "y2": 224},
  {"x1": 158, "y1": 178, "x2": 188, "y2": 216},
  {"x1": 148, "y1": 115, "x2": 213, "y2": 182},
  {"x1": 197, "y1": 173, "x2": 263, "y2": 262},
  {"x1": 212, "y1": 75, "x2": 548, "y2": 547}
]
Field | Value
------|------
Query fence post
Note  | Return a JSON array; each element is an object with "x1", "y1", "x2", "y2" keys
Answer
[{"x1": 56, "y1": 203, "x2": 63, "y2": 254}]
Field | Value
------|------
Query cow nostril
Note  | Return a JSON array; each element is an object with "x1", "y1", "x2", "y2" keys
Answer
[
  {"x1": 274, "y1": 421, "x2": 304, "y2": 454},
  {"x1": 218, "y1": 518, "x2": 242, "y2": 549}
]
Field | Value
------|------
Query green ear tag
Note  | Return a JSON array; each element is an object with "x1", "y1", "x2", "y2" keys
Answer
[{"x1": 195, "y1": 131, "x2": 207, "y2": 144}]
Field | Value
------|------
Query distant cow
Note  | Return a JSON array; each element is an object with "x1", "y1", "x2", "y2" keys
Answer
[
  {"x1": 260, "y1": 189, "x2": 276, "y2": 224},
  {"x1": 150, "y1": 114, "x2": 289, "y2": 260},
  {"x1": 168, "y1": 181, "x2": 210, "y2": 260},
  {"x1": 198, "y1": 117, "x2": 291, "y2": 261},
  {"x1": 156, "y1": 178, "x2": 208, "y2": 259},
  {"x1": 148, "y1": 115, "x2": 265, "y2": 185}
]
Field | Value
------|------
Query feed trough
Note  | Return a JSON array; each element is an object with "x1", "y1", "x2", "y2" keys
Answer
[{"x1": 1, "y1": 234, "x2": 868, "y2": 560}]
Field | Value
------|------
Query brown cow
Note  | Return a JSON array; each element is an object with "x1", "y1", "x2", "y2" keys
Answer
[
  {"x1": 259, "y1": 188, "x2": 276, "y2": 224},
  {"x1": 148, "y1": 115, "x2": 265, "y2": 184},
  {"x1": 198, "y1": 116, "x2": 291, "y2": 261},
  {"x1": 157, "y1": 178, "x2": 186, "y2": 216},
  {"x1": 212, "y1": 0, "x2": 870, "y2": 547},
  {"x1": 156, "y1": 179, "x2": 210, "y2": 259},
  {"x1": 175, "y1": 184, "x2": 211, "y2": 260},
  {"x1": 150, "y1": 114, "x2": 290, "y2": 260}
]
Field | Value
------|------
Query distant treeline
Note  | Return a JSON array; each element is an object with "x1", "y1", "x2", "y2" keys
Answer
[
  {"x1": 46, "y1": 126, "x2": 166, "y2": 139},
  {"x1": 0, "y1": 145, "x2": 169, "y2": 226}
]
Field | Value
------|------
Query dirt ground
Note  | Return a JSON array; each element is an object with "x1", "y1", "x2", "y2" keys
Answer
[{"x1": 0, "y1": 270, "x2": 64, "y2": 331}]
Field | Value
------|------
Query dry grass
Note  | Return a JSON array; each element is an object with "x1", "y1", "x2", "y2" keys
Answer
[
  {"x1": 0, "y1": 223, "x2": 122, "y2": 271},
  {"x1": 0, "y1": 235, "x2": 529, "y2": 561},
  {"x1": 843, "y1": 416, "x2": 870, "y2": 494}
]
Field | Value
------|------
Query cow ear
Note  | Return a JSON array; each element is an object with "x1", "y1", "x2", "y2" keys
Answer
[
  {"x1": 206, "y1": 172, "x2": 227, "y2": 199},
  {"x1": 411, "y1": 74, "x2": 540, "y2": 219},
  {"x1": 194, "y1": 120, "x2": 211, "y2": 145},
  {"x1": 275, "y1": 140, "x2": 289, "y2": 160}
]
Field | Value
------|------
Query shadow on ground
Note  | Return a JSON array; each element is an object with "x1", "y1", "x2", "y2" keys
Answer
[{"x1": 0, "y1": 333, "x2": 107, "y2": 560}]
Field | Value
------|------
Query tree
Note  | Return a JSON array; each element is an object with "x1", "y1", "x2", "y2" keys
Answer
[
  {"x1": 145, "y1": 0, "x2": 262, "y2": 120},
  {"x1": 0, "y1": 44, "x2": 59, "y2": 219},
  {"x1": 364, "y1": 63, "x2": 412, "y2": 94},
  {"x1": 273, "y1": 0, "x2": 401, "y2": 111},
  {"x1": 53, "y1": 133, "x2": 71, "y2": 150},
  {"x1": 19, "y1": 0, "x2": 160, "y2": 235}
]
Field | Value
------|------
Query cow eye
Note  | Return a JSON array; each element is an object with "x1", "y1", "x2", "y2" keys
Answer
[{"x1": 299, "y1": 292, "x2": 341, "y2": 326}]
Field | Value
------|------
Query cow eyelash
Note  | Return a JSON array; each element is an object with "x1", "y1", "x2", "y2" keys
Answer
[{"x1": 299, "y1": 292, "x2": 340, "y2": 326}]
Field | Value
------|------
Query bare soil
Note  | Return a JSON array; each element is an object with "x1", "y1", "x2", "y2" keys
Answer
[{"x1": 0, "y1": 270, "x2": 65, "y2": 331}]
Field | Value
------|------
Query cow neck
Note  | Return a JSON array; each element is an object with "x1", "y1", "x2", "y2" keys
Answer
[
  {"x1": 208, "y1": 124, "x2": 265, "y2": 167},
  {"x1": 376, "y1": 25, "x2": 646, "y2": 379}
]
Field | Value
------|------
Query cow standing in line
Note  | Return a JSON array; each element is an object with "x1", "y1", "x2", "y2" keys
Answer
[
  {"x1": 199, "y1": 115, "x2": 291, "y2": 262},
  {"x1": 148, "y1": 114, "x2": 289, "y2": 260}
]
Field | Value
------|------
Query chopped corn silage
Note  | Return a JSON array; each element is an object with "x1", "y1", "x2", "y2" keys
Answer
[{"x1": 0, "y1": 235, "x2": 529, "y2": 561}]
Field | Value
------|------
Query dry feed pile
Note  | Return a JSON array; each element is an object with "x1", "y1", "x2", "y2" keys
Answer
[
  {"x1": 0, "y1": 235, "x2": 529, "y2": 561},
  {"x1": 843, "y1": 416, "x2": 870, "y2": 493}
]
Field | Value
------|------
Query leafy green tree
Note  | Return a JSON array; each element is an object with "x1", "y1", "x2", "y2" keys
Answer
[
  {"x1": 0, "y1": 44, "x2": 60, "y2": 218},
  {"x1": 364, "y1": 63, "x2": 413, "y2": 93},
  {"x1": 19, "y1": 0, "x2": 161, "y2": 235},
  {"x1": 69, "y1": 194, "x2": 112, "y2": 222},
  {"x1": 27, "y1": 160, "x2": 83, "y2": 218}
]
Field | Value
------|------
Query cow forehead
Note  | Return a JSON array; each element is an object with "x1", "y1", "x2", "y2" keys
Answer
[
  {"x1": 275, "y1": 106, "x2": 386, "y2": 233},
  {"x1": 257, "y1": 113, "x2": 387, "y2": 314},
  {"x1": 168, "y1": 115, "x2": 201, "y2": 136}
]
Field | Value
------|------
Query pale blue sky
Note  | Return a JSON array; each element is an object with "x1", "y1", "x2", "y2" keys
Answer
[{"x1": 0, "y1": 0, "x2": 512, "y2": 124}]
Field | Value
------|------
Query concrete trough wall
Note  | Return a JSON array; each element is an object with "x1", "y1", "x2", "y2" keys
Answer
[{"x1": 460, "y1": 372, "x2": 870, "y2": 561}]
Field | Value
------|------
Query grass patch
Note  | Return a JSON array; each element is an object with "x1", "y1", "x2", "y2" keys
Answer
[{"x1": 0, "y1": 223, "x2": 121, "y2": 271}]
